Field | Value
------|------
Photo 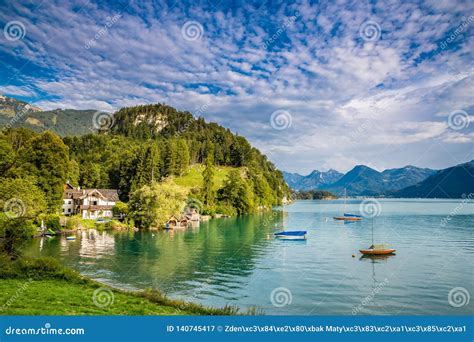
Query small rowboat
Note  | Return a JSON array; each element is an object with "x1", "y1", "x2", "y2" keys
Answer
[
  {"x1": 274, "y1": 231, "x2": 307, "y2": 240},
  {"x1": 333, "y1": 190, "x2": 363, "y2": 221},
  {"x1": 66, "y1": 236, "x2": 76, "y2": 241},
  {"x1": 360, "y1": 244, "x2": 396, "y2": 255},
  {"x1": 333, "y1": 214, "x2": 362, "y2": 221}
]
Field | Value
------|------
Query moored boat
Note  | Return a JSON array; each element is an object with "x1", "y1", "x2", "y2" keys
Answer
[
  {"x1": 359, "y1": 218, "x2": 396, "y2": 256},
  {"x1": 66, "y1": 236, "x2": 76, "y2": 241},
  {"x1": 333, "y1": 189, "x2": 362, "y2": 221},
  {"x1": 333, "y1": 214, "x2": 362, "y2": 221},
  {"x1": 360, "y1": 244, "x2": 396, "y2": 255},
  {"x1": 274, "y1": 231, "x2": 307, "y2": 240}
]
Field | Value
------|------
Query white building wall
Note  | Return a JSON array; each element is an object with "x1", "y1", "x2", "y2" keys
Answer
[{"x1": 62, "y1": 199, "x2": 74, "y2": 215}]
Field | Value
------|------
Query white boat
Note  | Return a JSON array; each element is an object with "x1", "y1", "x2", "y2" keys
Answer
[{"x1": 274, "y1": 231, "x2": 307, "y2": 240}]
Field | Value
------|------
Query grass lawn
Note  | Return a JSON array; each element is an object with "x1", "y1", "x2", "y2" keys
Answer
[
  {"x1": 173, "y1": 164, "x2": 238, "y2": 190},
  {"x1": 0, "y1": 257, "x2": 241, "y2": 316},
  {"x1": 0, "y1": 279, "x2": 191, "y2": 315}
]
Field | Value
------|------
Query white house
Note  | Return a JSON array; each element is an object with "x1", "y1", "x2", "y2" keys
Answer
[{"x1": 63, "y1": 183, "x2": 119, "y2": 219}]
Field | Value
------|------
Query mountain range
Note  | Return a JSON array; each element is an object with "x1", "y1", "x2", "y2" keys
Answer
[
  {"x1": 0, "y1": 95, "x2": 96, "y2": 136},
  {"x1": 282, "y1": 169, "x2": 343, "y2": 190},
  {"x1": 1, "y1": 96, "x2": 472, "y2": 198},
  {"x1": 394, "y1": 160, "x2": 474, "y2": 198},
  {"x1": 284, "y1": 162, "x2": 473, "y2": 198}
]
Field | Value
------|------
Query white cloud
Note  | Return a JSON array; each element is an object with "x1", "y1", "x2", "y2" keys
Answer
[{"x1": 0, "y1": 0, "x2": 473, "y2": 173}]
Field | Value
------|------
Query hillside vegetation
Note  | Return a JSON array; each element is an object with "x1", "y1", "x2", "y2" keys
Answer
[{"x1": 0, "y1": 102, "x2": 290, "y2": 235}]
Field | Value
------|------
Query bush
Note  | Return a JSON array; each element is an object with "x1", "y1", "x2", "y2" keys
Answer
[
  {"x1": 112, "y1": 201, "x2": 128, "y2": 218},
  {"x1": 65, "y1": 215, "x2": 82, "y2": 230},
  {"x1": 0, "y1": 256, "x2": 88, "y2": 284},
  {"x1": 215, "y1": 203, "x2": 237, "y2": 217},
  {"x1": 0, "y1": 217, "x2": 37, "y2": 259},
  {"x1": 41, "y1": 214, "x2": 62, "y2": 232}
]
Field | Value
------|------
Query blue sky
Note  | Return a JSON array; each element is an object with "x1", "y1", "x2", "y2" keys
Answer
[{"x1": 0, "y1": 0, "x2": 473, "y2": 173}]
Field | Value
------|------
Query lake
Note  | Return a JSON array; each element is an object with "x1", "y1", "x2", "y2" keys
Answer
[{"x1": 24, "y1": 199, "x2": 474, "y2": 315}]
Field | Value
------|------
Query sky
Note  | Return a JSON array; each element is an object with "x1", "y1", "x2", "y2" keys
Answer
[{"x1": 0, "y1": 0, "x2": 473, "y2": 174}]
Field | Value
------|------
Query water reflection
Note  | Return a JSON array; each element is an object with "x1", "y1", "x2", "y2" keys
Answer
[{"x1": 22, "y1": 200, "x2": 474, "y2": 315}]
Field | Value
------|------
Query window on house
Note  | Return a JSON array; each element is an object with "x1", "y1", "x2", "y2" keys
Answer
[
  {"x1": 68, "y1": 208, "x2": 71, "y2": 213},
  {"x1": 93, "y1": 201, "x2": 98, "y2": 205}
]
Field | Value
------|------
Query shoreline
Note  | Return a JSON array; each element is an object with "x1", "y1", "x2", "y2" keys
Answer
[{"x1": 0, "y1": 256, "x2": 247, "y2": 316}]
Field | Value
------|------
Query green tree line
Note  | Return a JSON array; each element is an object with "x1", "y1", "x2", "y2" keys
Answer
[{"x1": 0, "y1": 103, "x2": 290, "y2": 234}]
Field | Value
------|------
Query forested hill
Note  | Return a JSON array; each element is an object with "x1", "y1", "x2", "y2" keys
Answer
[
  {"x1": 110, "y1": 103, "x2": 261, "y2": 167},
  {"x1": 0, "y1": 102, "x2": 290, "y2": 221}
]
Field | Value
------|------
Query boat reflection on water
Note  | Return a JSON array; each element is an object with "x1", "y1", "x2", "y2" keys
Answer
[{"x1": 359, "y1": 254, "x2": 395, "y2": 262}]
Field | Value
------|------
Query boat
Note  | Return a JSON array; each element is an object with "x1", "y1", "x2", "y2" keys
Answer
[
  {"x1": 66, "y1": 236, "x2": 76, "y2": 241},
  {"x1": 274, "y1": 231, "x2": 307, "y2": 240},
  {"x1": 333, "y1": 189, "x2": 362, "y2": 221},
  {"x1": 359, "y1": 220, "x2": 396, "y2": 255},
  {"x1": 360, "y1": 244, "x2": 396, "y2": 255},
  {"x1": 334, "y1": 214, "x2": 362, "y2": 221}
]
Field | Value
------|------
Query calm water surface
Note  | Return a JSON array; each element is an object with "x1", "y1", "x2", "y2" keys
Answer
[{"x1": 24, "y1": 199, "x2": 474, "y2": 315}]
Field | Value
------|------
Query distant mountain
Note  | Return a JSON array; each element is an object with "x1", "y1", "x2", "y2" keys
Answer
[
  {"x1": 285, "y1": 164, "x2": 437, "y2": 196},
  {"x1": 381, "y1": 166, "x2": 437, "y2": 191},
  {"x1": 321, "y1": 165, "x2": 384, "y2": 196},
  {"x1": 394, "y1": 160, "x2": 474, "y2": 198},
  {"x1": 282, "y1": 171, "x2": 304, "y2": 188},
  {"x1": 283, "y1": 169, "x2": 343, "y2": 190},
  {"x1": 0, "y1": 95, "x2": 42, "y2": 118},
  {"x1": 0, "y1": 95, "x2": 100, "y2": 136}
]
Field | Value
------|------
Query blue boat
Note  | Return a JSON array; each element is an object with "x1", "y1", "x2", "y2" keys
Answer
[
  {"x1": 344, "y1": 213, "x2": 362, "y2": 218},
  {"x1": 274, "y1": 231, "x2": 307, "y2": 240}
]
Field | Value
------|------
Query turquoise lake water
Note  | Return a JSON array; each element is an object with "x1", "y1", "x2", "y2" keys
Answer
[{"x1": 25, "y1": 199, "x2": 474, "y2": 315}]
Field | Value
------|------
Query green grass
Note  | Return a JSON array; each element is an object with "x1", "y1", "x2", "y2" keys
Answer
[
  {"x1": 0, "y1": 279, "x2": 191, "y2": 315},
  {"x1": 0, "y1": 256, "x2": 243, "y2": 315},
  {"x1": 173, "y1": 164, "x2": 237, "y2": 190}
]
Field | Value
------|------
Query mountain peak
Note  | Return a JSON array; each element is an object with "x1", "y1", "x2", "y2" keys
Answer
[{"x1": 0, "y1": 95, "x2": 42, "y2": 113}]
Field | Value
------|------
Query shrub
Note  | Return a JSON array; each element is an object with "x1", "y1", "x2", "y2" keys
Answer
[
  {"x1": 65, "y1": 215, "x2": 82, "y2": 230},
  {"x1": 41, "y1": 214, "x2": 62, "y2": 232},
  {"x1": 0, "y1": 217, "x2": 37, "y2": 259}
]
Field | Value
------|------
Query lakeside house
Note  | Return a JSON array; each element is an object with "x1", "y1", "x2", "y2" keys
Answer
[
  {"x1": 166, "y1": 215, "x2": 189, "y2": 229},
  {"x1": 184, "y1": 208, "x2": 200, "y2": 222},
  {"x1": 63, "y1": 183, "x2": 119, "y2": 219},
  {"x1": 165, "y1": 208, "x2": 201, "y2": 229}
]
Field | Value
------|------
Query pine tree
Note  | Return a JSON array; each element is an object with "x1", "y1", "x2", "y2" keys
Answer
[
  {"x1": 163, "y1": 139, "x2": 177, "y2": 176},
  {"x1": 22, "y1": 131, "x2": 69, "y2": 211},
  {"x1": 176, "y1": 139, "x2": 189, "y2": 175},
  {"x1": 202, "y1": 140, "x2": 215, "y2": 206}
]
